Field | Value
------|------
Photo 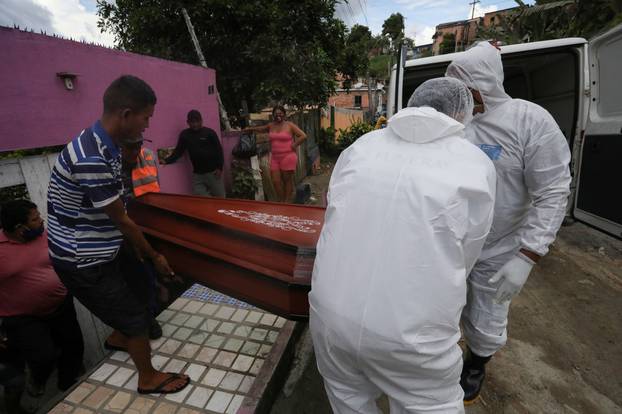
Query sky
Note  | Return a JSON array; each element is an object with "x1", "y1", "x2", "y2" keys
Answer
[
  {"x1": 0, "y1": 0, "x2": 535, "y2": 48},
  {"x1": 0, "y1": 0, "x2": 115, "y2": 46}
]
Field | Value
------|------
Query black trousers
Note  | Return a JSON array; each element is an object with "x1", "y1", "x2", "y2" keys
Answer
[
  {"x1": 0, "y1": 339, "x2": 24, "y2": 388},
  {"x1": 3, "y1": 296, "x2": 84, "y2": 390}
]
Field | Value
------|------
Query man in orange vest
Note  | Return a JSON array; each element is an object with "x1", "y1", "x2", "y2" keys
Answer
[
  {"x1": 120, "y1": 136, "x2": 163, "y2": 340},
  {"x1": 121, "y1": 137, "x2": 161, "y2": 199}
]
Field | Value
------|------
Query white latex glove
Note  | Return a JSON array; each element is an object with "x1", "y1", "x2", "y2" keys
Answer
[{"x1": 488, "y1": 253, "x2": 535, "y2": 303}]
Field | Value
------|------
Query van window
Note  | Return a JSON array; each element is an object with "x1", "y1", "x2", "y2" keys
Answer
[{"x1": 596, "y1": 34, "x2": 622, "y2": 117}]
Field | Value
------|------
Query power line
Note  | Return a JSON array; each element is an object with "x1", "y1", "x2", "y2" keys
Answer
[
  {"x1": 338, "y1": 0, "x2": 367, "y2": 28},
  {"x1": 345, "y1": 1, "x2": 358, "y2": 26},
  {"x1": 335, "y1": 2, "x2": 354, "y2": 26},
  {"x1": 357, "y1": 0, "x2": 369, "y2": 26}
]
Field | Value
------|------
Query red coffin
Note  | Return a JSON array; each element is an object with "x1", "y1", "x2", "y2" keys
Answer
[{"x1": 127, "y1": 193, "x2": 325, "y2": 320}]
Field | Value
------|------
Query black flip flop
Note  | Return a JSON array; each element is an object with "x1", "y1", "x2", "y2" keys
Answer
[
  {"x1": 103, "y1": 341, "x2": 127, "y2": 352},
  {"x1": 137, "y1": 373, "x2": 190, "y2": 395}
]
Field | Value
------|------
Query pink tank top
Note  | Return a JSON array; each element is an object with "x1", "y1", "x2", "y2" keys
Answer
[{"x1": 269, "y1": 130, "x2": 294, "y2": 154}]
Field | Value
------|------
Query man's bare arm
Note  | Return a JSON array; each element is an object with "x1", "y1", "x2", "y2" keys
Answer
[{"x1": 102, "y1": 198, "x2": 174, "y2": 275}]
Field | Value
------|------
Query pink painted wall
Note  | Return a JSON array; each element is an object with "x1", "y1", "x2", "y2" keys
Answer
[{"x1": 0, "y1": 27, "x2": 222, "y2": 195}]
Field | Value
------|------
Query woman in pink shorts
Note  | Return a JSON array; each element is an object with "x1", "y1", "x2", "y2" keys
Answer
[{"x1": 245, "y1": 106, "x2": 307, "y2": 202}]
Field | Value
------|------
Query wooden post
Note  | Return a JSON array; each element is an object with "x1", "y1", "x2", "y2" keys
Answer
[
  {"x1": 19, "y1": 156, "x2": 53, "y2": 219},
  {"x1": 181, "y1": 8, "x2": 231, "y2": 132},
  {"x1": 250, "y1": 155, "x2": 264, "y2": 201},
  {"x1": 241, "y1": 99, "x2": 250, "y2": 128},
  {"x1": 367, "y1": 74, "x2": 374, "y2": 121}
]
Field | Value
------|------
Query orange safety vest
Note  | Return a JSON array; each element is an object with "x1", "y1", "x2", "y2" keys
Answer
[{"x1": 132, "y1": 148, "x2": 161, "y2": 197}]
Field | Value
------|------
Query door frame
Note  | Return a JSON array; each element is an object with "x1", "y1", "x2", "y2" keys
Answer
[{"x1": 573, "y1": 24, "x2": 622, "y2": 238}]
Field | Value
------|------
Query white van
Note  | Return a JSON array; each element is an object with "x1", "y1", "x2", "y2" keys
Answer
[{"x1": 388, "y1": 25, "x2": 622, "y2": 238}]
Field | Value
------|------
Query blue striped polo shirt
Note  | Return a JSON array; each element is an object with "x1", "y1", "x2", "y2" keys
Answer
[{"x1": 47, "y1": 120, "x2": 124, "y2": 269}]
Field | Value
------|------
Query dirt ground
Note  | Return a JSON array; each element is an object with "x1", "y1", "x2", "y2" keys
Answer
[{"x1": 271, "y1": 157, "x2": 622, "y2": 414}]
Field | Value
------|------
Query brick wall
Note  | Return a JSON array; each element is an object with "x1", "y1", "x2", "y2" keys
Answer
[
  {"x1": 328, "y1": 90, "x2": 370, "y2": 109},
  {"x1": 432, "y1": 19, "x2": 480, "y2": 54}
]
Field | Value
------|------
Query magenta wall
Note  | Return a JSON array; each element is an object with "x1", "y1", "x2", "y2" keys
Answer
[{"x1": 0, "y1": 27, "x2": 222, "y2": 195}]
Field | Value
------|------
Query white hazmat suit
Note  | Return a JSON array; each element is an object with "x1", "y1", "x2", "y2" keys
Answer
[
  {"x1": 446, "y1": 42, "x2": 572, "y2": 357},
  {"x1": 309, "y1": 78, "x2": 496, "y2": 414}
]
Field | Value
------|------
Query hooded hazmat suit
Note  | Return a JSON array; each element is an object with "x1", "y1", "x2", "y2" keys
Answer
[
  {"x1": 309, "y1": 78, "x2": 496, "y2": 414},
  {"x1": 446, "y1": 42, "x2": 572, "y2": 357}
]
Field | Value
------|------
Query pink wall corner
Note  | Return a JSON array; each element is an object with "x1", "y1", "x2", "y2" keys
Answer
[{"x1": 0, "y1": 27, "x2": 222, "y2": 196}]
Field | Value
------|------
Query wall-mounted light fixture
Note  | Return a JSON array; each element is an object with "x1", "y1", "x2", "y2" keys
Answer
[{"x1": 56, "y1": 72, "x2": 79, "y2": 90}]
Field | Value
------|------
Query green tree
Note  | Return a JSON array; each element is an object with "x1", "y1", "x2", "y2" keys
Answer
[
  {"x1": 97, "y1": 0, "x2": 347, "y2": 113},
  {"x1": 403, "y1": 37, "x2": 415, "y2": 49},
  {"x1": 382, "y1": 13, "x2": 405, "y2": 54},
  {"x1": 477, "y1": 0, "x2": 622, "y2": 44},
  {"x1": 439, "y1": 33, "x2": 456, "y2": 54},
  {"x1": 368, "y1": 54, "x2": 392, "y2": 81},
  {"x1": 339, "y1": 24, "x2": 373, "y2": 88},
  {"x1": 559, "y1": 0, "x2": 622, "y2": 37},
  {"x1": 371, "y1": 34, "x2": 390, "y2": 54},
  {"x1": 348, "y1": 24, "x2": 373, "y2": 46}
]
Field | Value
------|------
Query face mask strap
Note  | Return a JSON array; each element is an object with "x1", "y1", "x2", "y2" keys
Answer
[{"x1": 20, "y1": 223, "x2": 44, "y2": 241}]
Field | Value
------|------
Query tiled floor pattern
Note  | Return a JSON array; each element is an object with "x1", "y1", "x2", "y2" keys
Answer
[
  {"x1": 49, "y1": 297, "x2": 287, "y2": 414},
  {"x1": 182, "y1": 284, "x2": 257, "y2": 309}
]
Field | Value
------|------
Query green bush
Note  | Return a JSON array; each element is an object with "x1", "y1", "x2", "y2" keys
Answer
[
  {"x1": 0, "y1": 185, "x2": 29, "y2": 206},
  {"x1": 337, "y1": 121, "x2": 374, "y2": 150},
  {"x1": 230, "y1": 160, "x2": 257, "y2": 200},
  {"x1": 318, "y1": 127, "x2": 339, "y2": 156},
  {"x1": 0, "y1": 145, "x2": 64, "y2": 160}
]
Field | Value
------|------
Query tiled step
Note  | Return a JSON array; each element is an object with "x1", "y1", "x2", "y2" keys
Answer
[{"x1": 44, "y1": 286, "x2": 297, "y2": 414}]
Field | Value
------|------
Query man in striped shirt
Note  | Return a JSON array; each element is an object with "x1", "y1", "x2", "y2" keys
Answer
[{"x1": 47, "y1": 75, "x2": 190, "y2": 395}]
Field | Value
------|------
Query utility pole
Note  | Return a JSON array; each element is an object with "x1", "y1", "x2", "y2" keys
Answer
[
  {"x1": 181, "y1": 8, "x2": 231, "y2": 131},
  {"x1": 469, "y1": 0, "x2": 481, "y2": 19},
  {"x1": 367, "y1": 73, "x2": 374, "y2": 121}
]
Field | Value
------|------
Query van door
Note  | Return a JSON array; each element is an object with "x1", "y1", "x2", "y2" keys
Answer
[
  {"x1": 389, "y1": 44, "x2": 407, "y2": 117},
  {"x1": 573, "y1": 24, "x2": 622, "y2": 237}
]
